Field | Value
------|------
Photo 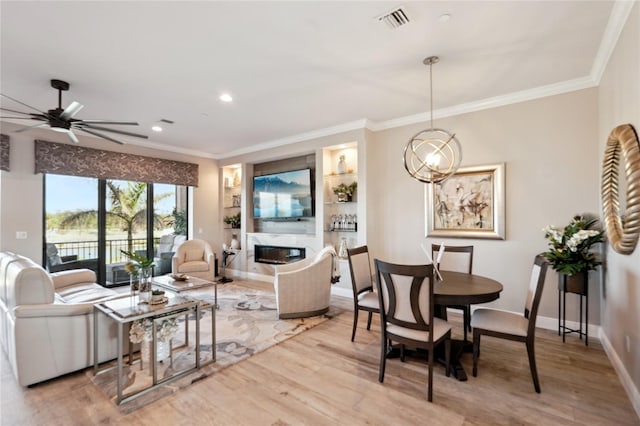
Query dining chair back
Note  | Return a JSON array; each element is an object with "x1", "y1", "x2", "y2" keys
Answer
[
  {"x1": 374, "y1": 259, "x2": 451, "y2": 402},
  {"x1": 346, "y1": 245, "x2": 380, "y2": 341},
  {"x1": 431, "y1": 244, "x2": 474, "y2": 340},
  {"x1": 471, "y1": 255, "x2": 549, "y2": 392}
]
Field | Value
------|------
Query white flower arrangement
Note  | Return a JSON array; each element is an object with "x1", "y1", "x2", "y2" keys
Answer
[{"x1": 129, "y1": 317, "x2": 179, "y2": 344}]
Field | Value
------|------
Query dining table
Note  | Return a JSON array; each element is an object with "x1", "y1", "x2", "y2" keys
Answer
[{"x1": 433, "y1": 270, "x2": 503, "y2": 381}]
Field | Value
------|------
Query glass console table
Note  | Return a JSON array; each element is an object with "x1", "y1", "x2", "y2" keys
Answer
[{"x1": 93, "y1": 293, "x2": 215, "y2": 404}]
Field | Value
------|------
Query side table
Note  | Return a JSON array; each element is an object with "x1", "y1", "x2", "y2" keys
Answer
[{"x1": 558, "y1": 272, "x2": 589, "y2": 346}]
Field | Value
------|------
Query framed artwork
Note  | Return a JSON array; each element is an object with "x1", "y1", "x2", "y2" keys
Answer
[{"x1": 425, "y1": 163, "x2": 505, "y2": 239}]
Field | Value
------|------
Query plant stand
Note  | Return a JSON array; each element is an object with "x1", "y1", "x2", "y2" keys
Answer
[{"x1": 558, "y1": 272, "x2": 589, "y2": 346}]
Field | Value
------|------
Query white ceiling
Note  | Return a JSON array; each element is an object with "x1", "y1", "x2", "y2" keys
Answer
[{"x1": 0, "y1": 1, "x2": 624, "y2": 159}]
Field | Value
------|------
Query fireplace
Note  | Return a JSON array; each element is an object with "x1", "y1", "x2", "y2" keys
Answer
[{"x1": 255, "y1": 245, "x2": 306, "y2": 265}]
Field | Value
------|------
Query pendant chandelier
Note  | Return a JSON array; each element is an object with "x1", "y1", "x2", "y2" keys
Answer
[{"x1": 403, "y1": 56, "x2": 462, "y2": 183}]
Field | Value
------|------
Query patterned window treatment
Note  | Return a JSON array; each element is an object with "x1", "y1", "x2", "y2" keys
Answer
[
  {"x1": 34, "y1": 140, "x2": 199, "y2": 187},
  {"x1": 0, "y1": 134, "x2": 9, "y2": 172}
]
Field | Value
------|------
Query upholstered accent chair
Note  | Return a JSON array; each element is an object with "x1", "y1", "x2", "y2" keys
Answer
[
  {"x1": 374, "y1": 259, "x2": 451, "y2": 402},
  {"x1": 273, "y1": 246, "x2": 335, "y2": 319},
  {"x1": 432, "y1": 244, "x2": 474, "y2": 341},
  {"x1": 172, "y1": 239, "x2": 216, "y2": 281},
  {"x1": 471, "y1": 255, "x2": 549, "y2": 393},
  {"x1": 346, "y1": 245, "x2": 380, "y2": 341},
  {"x1": 45, "y1": 243, "x2": 98, "y2": 274}
]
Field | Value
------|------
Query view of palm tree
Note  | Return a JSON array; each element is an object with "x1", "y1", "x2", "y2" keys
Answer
[{"x1": 44, "y1": 174, "x2": 188, "y2": 285}]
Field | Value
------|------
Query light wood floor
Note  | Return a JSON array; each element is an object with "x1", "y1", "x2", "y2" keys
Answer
[{"x1": 1, "y1": 279, "x2": 638, "y2": 425}]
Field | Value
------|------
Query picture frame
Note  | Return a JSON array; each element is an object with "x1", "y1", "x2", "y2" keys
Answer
[{"x1": 425, "y1": 163, "x2": 505, "y2": 240}]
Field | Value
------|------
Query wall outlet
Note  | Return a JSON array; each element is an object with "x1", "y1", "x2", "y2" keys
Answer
[
  {"x1": 15, "y1": 231, "x2": 27, "y2": 239},
  {"x1": 625, "y1": 335, "x2": 631, "y2": 353}
]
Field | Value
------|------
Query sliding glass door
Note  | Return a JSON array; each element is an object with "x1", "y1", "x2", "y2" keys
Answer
[
  {"x1": 44, "y1": 174, "x2": 99, "y2": 275},
  {"x1": 44, "y1": 174, "x2": 188, "y2": 286}
]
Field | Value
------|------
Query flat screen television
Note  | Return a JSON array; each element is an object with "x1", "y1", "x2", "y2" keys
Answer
[{"x1": 253, "y1": 168, "x2": 314, "y2": 219}]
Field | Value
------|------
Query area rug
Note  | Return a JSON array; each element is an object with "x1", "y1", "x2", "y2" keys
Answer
[{"x1": 88, "y1": 283, "x2": 342, "y2": 414}]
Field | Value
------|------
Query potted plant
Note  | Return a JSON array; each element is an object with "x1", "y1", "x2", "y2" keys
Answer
[
  {"x1": 332, "y1": 181, "x2": 357, "y2": 202},
  {"x1": 121, "y1": 250, "x2": 155, "y2": 303},
  {"x1": 542, "y1": 214, "x2": 604, "y2": 275},
  {"x1": 223, "y1": 212, "x2": 241, "y2": 229}
]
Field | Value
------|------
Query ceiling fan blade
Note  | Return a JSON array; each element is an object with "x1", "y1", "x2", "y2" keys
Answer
[
  {"x1": 75, "y1": 123, "x2": 148, "y2": 139},
  {"x1": 66, "y1": 130, "x2": 79, "y2": 144},
  {"x1": 0, "y1": 93, "x2": 46, "y2": 115},
  {"x1": 1, "y1": 106, "x2": 33, "y2": 115},
  {"x1": 14, "y1": 123, "x2": 49, "y2": 133},
  {"x1": 77, "y1": 127, "x2": 125, "y2": 145},
  {"x1": 60, "y1": 101, "x2": 84, "y2": 120},
  {"x1": 74, "y1": 120, "x2": 139, "y2": 125},
  {"x1": 0, "y1": 116, "x2": 43, "y2": 120}
]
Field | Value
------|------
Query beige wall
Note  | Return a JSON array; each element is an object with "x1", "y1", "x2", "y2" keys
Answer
[
  {"x1": 598, "y1": 2, "x2": 640, "y2": 402},
  {"x1": 0, "y1": 122, "x2": 220, "y2": 263},
  {"x1": 366, "y1": 89, "x2": 600, "y2": 322}
]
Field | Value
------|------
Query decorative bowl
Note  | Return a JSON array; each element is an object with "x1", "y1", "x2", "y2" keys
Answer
[{"x1": 171, "y1": 274, "x2": 188, "y2": 281}]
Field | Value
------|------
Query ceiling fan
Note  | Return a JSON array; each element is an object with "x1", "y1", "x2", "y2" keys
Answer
[{"x1": 0, "y1": 79, "x2": 148, "y2": 145}]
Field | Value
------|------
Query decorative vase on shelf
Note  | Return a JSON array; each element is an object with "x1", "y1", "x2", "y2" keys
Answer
[
  {"x1": 138, "y1": 267, "x2": 152, "y2": 304},
  {"x1": 337, "y1": 155, "x2": 346, "y2": 174},
  {"x1": 230, "y1": 234, "x2": 240, "y2": 250},
  {"x1": 338, "y1": 237, "x2": 348, "y2": 259}
]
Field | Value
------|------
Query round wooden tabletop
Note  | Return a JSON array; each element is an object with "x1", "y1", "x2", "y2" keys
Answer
[{"x1": 434, "y1": 271, "x2": 503, "y2": 306}]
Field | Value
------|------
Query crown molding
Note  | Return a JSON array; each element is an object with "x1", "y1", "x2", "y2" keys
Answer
[
  {"x1": 371, "y1": 76, "x2": 597, "y2": 132},
  {"x1": 216, "y1": 118, "x2": 369, "y2": 160},
  {"x1": 591, "y1": 0, "x2": 636, "y2": 85}
]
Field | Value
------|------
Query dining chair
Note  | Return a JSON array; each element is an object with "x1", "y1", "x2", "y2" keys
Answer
[
  {"x1": 346, "y1": 245, "x2": 380, "y2": 341},
  {"x1": 431, "y1": 244, "x2": 474, "y2": 341},
  {"x1": 374, "y1": 259, "x2": 451, "y2": 402},
  {"x1": 471, "y1": 255, "x2": 549, "y2": 393}
]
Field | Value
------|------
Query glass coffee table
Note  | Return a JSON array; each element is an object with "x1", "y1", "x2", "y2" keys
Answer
[
  {"x1": 151, "y1": 274, "x2": 219, "y2": 308},
  {"x1": 93, "y1": 293, "x2": 215, "y2": 405}
]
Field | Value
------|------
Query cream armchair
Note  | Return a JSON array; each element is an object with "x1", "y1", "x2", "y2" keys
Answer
[
  {"x1": 273, "y1": 246, "x2": 335, "y2": 319},
  {"x1": 171, "y1": 239, "x2": 216, "y2": 281}
]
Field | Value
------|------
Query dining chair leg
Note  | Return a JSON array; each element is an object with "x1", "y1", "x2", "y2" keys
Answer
[
  {"x1": 351, "y1": 309, "x2": 359, "y2": 342},
  {"x1": 472, "y1": 329, "x2": 480, "y2": 377},
  {"x1": 378, "y1": 335, "x2": 387, "y2": 383},
  {"x1": 526, "y1": 338, "x2": 541, "y2": 393},
  {"x1": 445, "y1": 337, "x2": 451, "y2": 378},
  {"x1": 400, "y1": 344, "x2": 405, "y2": 362},
  {"x1": 366, "y1": 311, "x2": 373, "y2": 330},
  {"x1": 427, "y1": 344, "x2": 434, "y2": 402}
]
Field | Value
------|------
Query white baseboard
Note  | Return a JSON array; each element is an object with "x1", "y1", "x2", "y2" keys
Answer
[
  {"x1": 599, "y1": 330, "x2": 640, "y2": 418},
  {"x1": 331, "y1": 286, "x2": 352, "y2": 298}
]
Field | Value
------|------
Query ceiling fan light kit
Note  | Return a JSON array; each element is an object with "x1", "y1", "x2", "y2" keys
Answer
[
  {"x1": 403, "y1": 56, "x2": 462, "y2": 184},
  {"x1": 0, "y1": 79, "x2": 148, "y2": 145}
]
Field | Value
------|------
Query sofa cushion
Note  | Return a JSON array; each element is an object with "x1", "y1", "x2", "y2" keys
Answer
[
  {"x1": 56, "y1": 283, "x2": 117, "y2": 303},
  {"x1": 178, "y1": 260, "x2": 209, "y2": 273},
  {"x1": 6, "y1": 259, "x2": 55, "y2": 308}
]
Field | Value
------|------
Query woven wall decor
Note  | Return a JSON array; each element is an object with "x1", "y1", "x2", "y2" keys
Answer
[{"x1": 601, "y1": 124, "x2": 640, "y2": 255}]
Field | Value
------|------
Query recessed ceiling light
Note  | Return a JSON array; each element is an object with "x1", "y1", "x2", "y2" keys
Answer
[
  {"x1": 438, "y1": 13, "x2": 451, "y2": 23},
  {"x1": 219, "y1": 93, "x2": 233, "y2": 103},
  {"x1": 151, "y1": 125, "x2": 163, "y2": 132}
]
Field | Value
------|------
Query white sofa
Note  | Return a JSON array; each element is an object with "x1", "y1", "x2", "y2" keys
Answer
[
  {"x1": 273, "y1": 246, "x2": 335, "y2": 319},
  {"x1": 0, "y1": 252, "x2": 122, "y2": 386}
]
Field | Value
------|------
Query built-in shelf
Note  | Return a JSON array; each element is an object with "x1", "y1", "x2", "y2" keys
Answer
[
  {"x1": 325, "y1": 230, "x2": 357, "y2": 233},
  {"x1": 324, "y1": 201, "x2": 356, "y2": 205}
]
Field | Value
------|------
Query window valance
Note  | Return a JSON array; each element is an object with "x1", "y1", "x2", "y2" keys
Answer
[
  {"x1": 1, "y1": 134, "x2": 9, "y2": 172},
  {"x1": 34, "y1": 140, "x2": 199, "y2": 187}
]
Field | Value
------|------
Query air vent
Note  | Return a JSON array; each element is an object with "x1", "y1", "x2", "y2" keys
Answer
[
  {"x1": 377, "y1": 7, "x2": 410, "y2": 29},
  {"x1": 159, "y1": 118, "x2": 174, "y2": 124}
]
